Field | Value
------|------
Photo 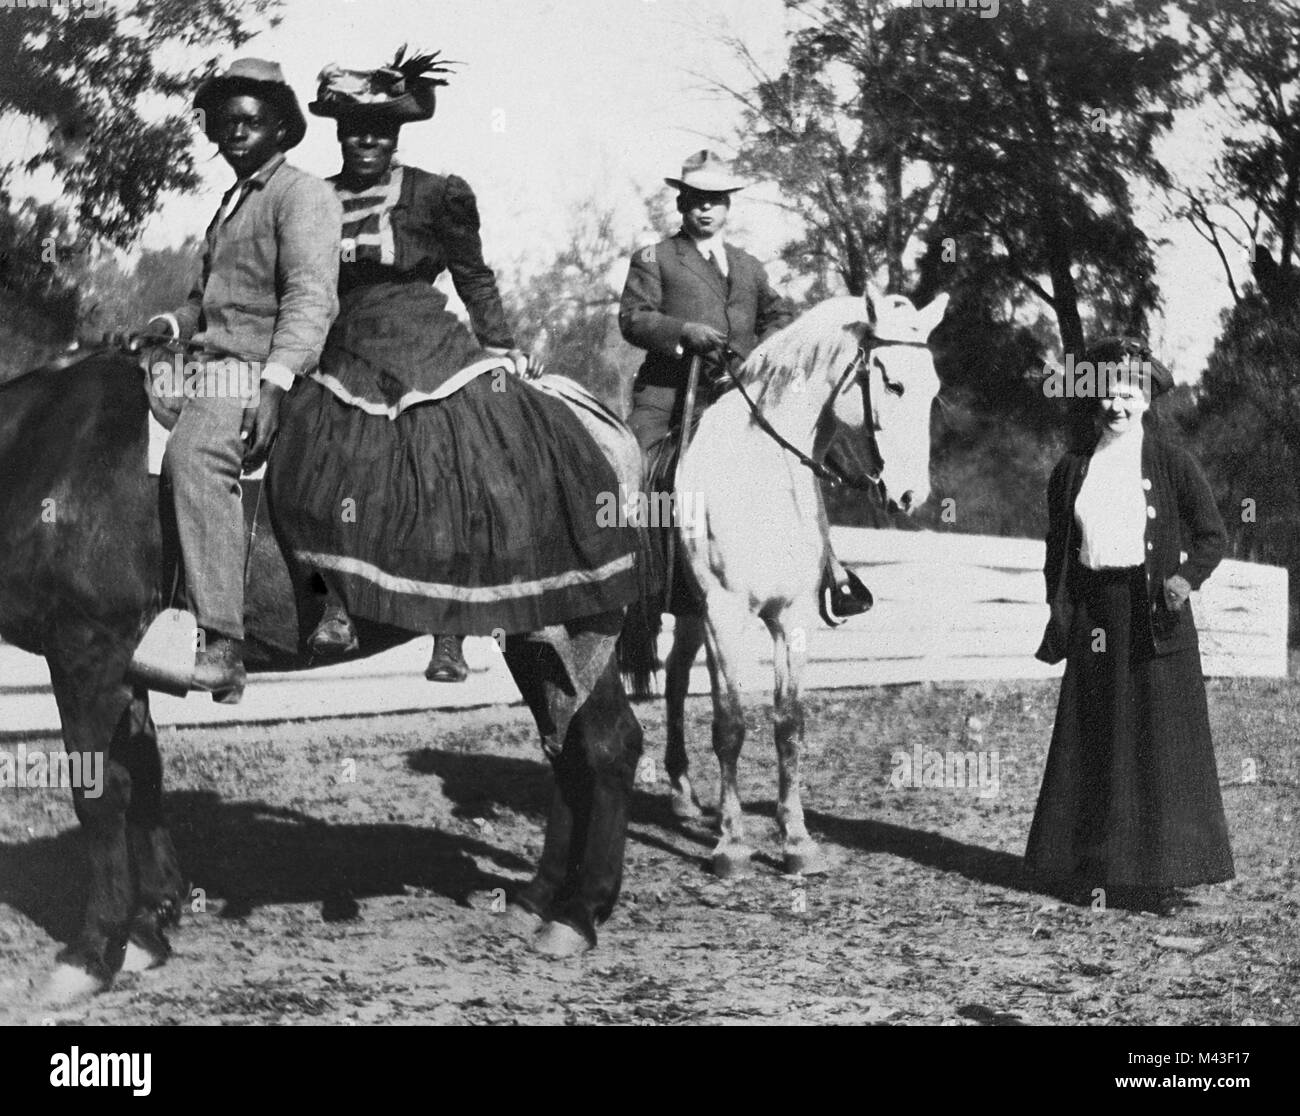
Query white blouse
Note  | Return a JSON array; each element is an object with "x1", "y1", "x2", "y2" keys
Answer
[{"x1": 1074, "y1": 426, "x2": 1149, "y2": 569}]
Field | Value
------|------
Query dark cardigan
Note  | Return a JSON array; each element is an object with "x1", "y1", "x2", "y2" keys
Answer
[{"x1": 1036, "y1": 427, "x2": 1227, "y2": 663}]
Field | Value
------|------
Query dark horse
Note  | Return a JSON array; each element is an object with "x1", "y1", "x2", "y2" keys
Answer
[{"x1": 0, "y1": 348, "x2": 644, "y2": 1002}]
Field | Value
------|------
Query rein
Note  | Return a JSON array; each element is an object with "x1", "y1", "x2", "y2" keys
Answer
[{"x1": 719, "y1": 337, "x2": 929, "y2": 493}]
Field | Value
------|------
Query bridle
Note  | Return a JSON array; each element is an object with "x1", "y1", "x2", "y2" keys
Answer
[{"x1": 718, "y1": 334, "x2": 930, "y2": 496}]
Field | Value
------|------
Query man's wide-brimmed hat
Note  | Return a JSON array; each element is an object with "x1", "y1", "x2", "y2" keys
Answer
[
  {"x1": 309, "y1": 46, "x2": 457, "y2": 123},
  {"x1": 1086, "y1": 335, "x2": 1174, "y2": 397},
  {"x1": 193, "y1": 58, "x2": 307, "y2": 150},
  {"x1": 665, "y1": 149, "x2": 748, "y2": 194}
]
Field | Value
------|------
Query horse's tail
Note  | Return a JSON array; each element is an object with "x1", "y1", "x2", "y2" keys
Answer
[
  {"x1": 617, "y1": 515, "x2": 664, "y2": 699},
  {"x1": 618, "y1": 588, "x2": 662, "y2": 701}
]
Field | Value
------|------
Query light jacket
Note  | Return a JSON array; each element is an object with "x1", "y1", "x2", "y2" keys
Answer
[{"x1": 173, "y1": 153, "x2": 343, "y2": 378}]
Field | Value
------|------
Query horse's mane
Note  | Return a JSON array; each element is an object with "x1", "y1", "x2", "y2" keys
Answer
[{"x1": 736, "y1": 296, "x2": 869, "y2": 407}]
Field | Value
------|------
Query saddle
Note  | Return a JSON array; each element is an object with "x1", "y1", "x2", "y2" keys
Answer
[{"x1": 641, "y1": 364, "x2": 736, "y2": 616}]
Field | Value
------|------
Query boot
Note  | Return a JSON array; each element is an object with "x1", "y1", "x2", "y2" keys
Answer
[
  {"x1": 193, "y1": 636, "x2": 246, "y2": 705},
  {"x1": 425, "y1": 634, "x2": 469, "y2": 683},
  {"x1": 309, "y1": 604, "x2": 359, "y2": 656}
]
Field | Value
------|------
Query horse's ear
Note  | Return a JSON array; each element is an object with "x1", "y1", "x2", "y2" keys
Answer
[{"x1": 916, "y1": 292, "x2": 950, "y2": 340}]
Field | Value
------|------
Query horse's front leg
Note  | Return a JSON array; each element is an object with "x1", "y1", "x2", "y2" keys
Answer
[
  {"x1": 664, "y1": 612, "x2": 705, "y2": 819},
  {"x1": 41, "y1": 624, "x2": 139, "y2": 1003},
  {"x1": 119, "y1": 687, "x2": 187, "y2": 974},
  {"x1": 767, "y1": 610, "x2": 826, "y2": 876},
  {"x1": 701, "y1": 592, "x2": 753, "y2": 878}
]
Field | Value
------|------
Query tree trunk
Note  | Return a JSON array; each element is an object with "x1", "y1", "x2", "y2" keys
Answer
[{"x1": 883, "y1": 146, "x2": 906, "y2": 293}]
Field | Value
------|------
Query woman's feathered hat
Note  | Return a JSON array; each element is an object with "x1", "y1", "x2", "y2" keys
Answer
[
  {"x1": 193, "y1": 58, "x2": 307, "y2": 149},
  {"x1": 309, "y1": 46, "x2": 458, "y2": 123}
]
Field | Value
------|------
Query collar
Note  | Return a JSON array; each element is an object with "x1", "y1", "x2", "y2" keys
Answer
[
  {"x1": 685, "y1": 231, "x2": 727, "y2": 258},
  {"x1": 229, "y1": 151, "x2": 286, "y2": 194}
]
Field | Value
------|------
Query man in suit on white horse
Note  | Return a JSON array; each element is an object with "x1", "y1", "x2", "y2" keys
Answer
[{"x1": 618, "y1": 150, "x2": 870, "y2": 619}]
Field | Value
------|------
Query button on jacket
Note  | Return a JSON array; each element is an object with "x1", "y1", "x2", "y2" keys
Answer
[
  {"x1": 619, "y1": 231, "x2": 794, "y2": 390},
  {"x1": 172, "y1": 153, "x2": 344, "y2": 377},
  {"x1": 1036, "y1": 431, "x2": 1227, "y2": 663}
]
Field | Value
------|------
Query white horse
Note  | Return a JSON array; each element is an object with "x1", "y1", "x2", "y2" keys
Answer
[{"x1": 635, "y1": 289, "x2": 948, "y2": 877}]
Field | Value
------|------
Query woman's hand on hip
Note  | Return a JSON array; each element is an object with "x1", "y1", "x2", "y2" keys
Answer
[{"x1": 1163, "y1": 574, "x2": 1192, "y2": 611}]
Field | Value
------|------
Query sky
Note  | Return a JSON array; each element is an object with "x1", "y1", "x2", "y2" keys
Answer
[{"x1": 8, "y1": 0, "x2": 1244, "y2": 382}]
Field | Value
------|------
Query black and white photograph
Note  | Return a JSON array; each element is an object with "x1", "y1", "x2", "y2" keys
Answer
[{"x1": 0, "y1": 0, "x2": 1295, "y2": 1057}]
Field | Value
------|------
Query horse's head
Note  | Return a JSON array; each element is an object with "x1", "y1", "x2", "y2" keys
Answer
[
  {"x1": 844, "y1": 286, "x2": 948, "y2": 514},
  {"x1": 737, "y1": 290, "x2": 947, "y2": 514}
]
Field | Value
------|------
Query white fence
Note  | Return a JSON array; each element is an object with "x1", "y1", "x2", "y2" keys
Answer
[{"x1": 0, "y1": 528, "x2": 1288, "y2": 735}]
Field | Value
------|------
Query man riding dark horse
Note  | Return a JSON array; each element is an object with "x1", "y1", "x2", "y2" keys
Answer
[
  {"x1": 618, "y1": 150, "x2": 871, "y2": 618},
  {"x1": 141, "y1": 58, "x2": 343, "y2": 703}
]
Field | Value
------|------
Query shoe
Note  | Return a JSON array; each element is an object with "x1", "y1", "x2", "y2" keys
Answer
[
  {"x1": 425, "y1": 634, "x2": 469, "y2": 683},
  {"x1": 819, "y1": 565, "x2": 874, "y2": 626},
  {"x1": 1148, "y1": 889, "x2": 1188, "y2": 918},
  {"x1": 309, "y1": 605, "x2": 359, "y2": 657},
  {"x1": 193, "y1": 636, "x2": 246, "y2": 705}
]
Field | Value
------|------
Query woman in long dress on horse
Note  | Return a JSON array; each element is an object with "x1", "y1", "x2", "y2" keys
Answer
[{"x1": 271, "y1": 49, "x2": 638, "y2": 669}]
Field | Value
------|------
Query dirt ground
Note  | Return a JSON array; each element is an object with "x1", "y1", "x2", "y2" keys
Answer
[{"x1": 1, "y1": 668, "x2": 1296, "y2": 1026}]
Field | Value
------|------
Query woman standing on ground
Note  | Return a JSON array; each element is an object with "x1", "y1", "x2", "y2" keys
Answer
[{"x1": 1027, "y1": 337, "x2": 1234, "y2": 916}]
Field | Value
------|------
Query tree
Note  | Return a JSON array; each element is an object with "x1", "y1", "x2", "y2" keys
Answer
[
  {"x1": 718, "y1": 0, "x2": 1187, "y2": 359},
  {"x1": 500, "y1": 201, "x2": 644, "y2": 412},
  {"x1": 0, "y1": 0, "x2": 281, "y2": 248},
  {"x1": 0, "y1": 0, "x2": 281, "y2": 348},
  {"x1": 1176, "y1": 0, "x2": 1300, "y2": 309}
]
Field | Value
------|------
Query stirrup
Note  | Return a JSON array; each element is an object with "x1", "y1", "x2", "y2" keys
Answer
[{"x1": 819, "y1": 567, "x2": 873, "y2": 627}]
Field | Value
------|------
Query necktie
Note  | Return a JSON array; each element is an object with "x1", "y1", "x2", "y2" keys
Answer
[
  {"x1": 705, "y1": 247, "x2": 725, "y2": 280},
  {"x1": 219, "y1": 179, "x2": 254, "y2": 225}
]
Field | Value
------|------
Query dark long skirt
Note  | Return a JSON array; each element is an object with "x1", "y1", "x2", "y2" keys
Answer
[
  {"x1": 1025, "y1": 564, "x2": 1234, "y2": 890},
  {"x1": 269, "y1": 282, "x2": 639, "y2": 637}
]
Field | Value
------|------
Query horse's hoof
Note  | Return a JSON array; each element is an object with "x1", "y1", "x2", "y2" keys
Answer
[
  {"x1": 501, "y1": 904, "x2": 543, "y2": 938},
  {"x1": 532, "y1": 921, "x2": 592, "y2": 959},
  {"x1": 783, "y1": 843, "x2": 830, "y2": 877},
  {"x1": 121, "y1": 941, "x2": 164, "y2": 974},
  {"x1": 711, "y1": 847, "x2": 754, "y2": 878},
  {"x1": 121, "y1": 928, "x2": 170, "y2": 973},
  {"x1": 670, "y1": 788, "x2": 703, "y2": 820},
  {"x1": 41, "y1": 963, "x2": 108, "y2": 1005}
]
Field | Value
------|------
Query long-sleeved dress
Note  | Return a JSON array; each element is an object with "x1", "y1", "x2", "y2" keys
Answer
[
  {"x1": 269, "y1": 163, "x2": 639, "y2": 635},
  {"x1": 1026, "y1": 425, "x2": 1235, "y2": 891}
]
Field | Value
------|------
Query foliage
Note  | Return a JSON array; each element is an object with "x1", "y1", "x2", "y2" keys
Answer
[
  {"x1": 500, "y1": 202, "x2": 642, "y2": 413},
  {"x1": 0, "y1": 0, "x2": 280, "y2": 350},
  {"x1": 722, "y1": 0, "x2": 1187, "y2": 359}
]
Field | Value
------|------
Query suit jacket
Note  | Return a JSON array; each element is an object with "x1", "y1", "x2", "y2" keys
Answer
[
  {"x1": 618, "y1": 231, "x2": 794, "y2": 390},
  {"x1": 1036, "y1": 429, "x2": 1227, "y2": 663},
  {"x1": 173, "y1": 153, "x2": 343, "y2": 377}
]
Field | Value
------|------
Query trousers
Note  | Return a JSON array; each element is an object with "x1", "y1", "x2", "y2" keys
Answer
[
  {"x1": 161, "y1": 386, "x2": 248, "y2": 640},
  {"x1": 627, "y1": 384, "x2": 679, "y2": 456}
]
